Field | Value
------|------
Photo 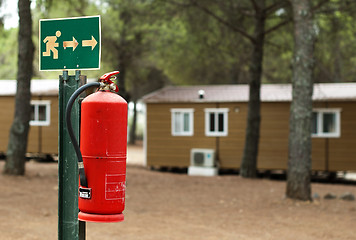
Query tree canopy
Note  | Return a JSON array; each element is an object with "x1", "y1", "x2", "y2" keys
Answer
[{"x1": 0, "y1": 0, "x2": 355, "y2": 86}]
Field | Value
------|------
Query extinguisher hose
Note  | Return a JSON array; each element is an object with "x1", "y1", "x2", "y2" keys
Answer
[{"x1": 65, "y1": 82, "x2": 101, "y2": 188}]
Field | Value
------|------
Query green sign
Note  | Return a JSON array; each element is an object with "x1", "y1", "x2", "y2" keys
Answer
[{"x1": 39, "y1": 15, "x2": 101, "y2": 71}]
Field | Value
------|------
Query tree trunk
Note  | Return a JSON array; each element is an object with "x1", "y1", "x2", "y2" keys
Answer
[
  {"x1": 129, "y1": 100, "x2": 137, "y2": 145},
  {"x1": 240, "y1": 0, "x2": 265, "y2": 178},
  {"x1": 116, "y1": 49, "x2": 131, "y2": 102},
  {"x1": 331, "y1": 15, "x2": 341, "y2": 83},
  {"x1": 4, "y1": 0, "x2": 34, "y2": 175},
  {"x1": 286, "y1": 0, "x2": 315, "y2": 201}
]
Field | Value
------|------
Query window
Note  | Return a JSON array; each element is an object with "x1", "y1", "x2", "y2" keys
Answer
[
  {"x1": 171, "y1": 108, "x2": 194, "y2": 136},
  {"x1": 30, "y1": 100, "x2": 51, "y2": 126},
  {"x1": 312, "y1": 108, "x2": 341, "y2": 138},
  {"x1": 205, "y1": 108, "x2": 229, "y2": 136}
]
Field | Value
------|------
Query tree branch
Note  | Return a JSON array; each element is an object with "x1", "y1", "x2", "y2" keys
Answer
[
  {"x1": 263, "y1": 0, "x2": 332, "y2": 36},
  {"x1": 314, "y1": 3, "x2": 356, "y2": 15},
  {"x1": 264, "y1": 0, "x2": 289, "y2": 16},
  {"x1": 250, "y1": 0, "x2": 259, "y2": 12},
  {"x1": 312, "y1": 0, "x2": 330, "y2": 12},
  {"x1": 164, "y1": 0, "x2": 192, "y2": 9},
  {"x1": 264, "y1": 17, "x2": 292, "y2": 35},
  {"x1": 188, "y1": 0, "x2": 256, "y2": 43}
]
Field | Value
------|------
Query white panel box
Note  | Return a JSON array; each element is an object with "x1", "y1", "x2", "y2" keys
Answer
[{"x1": 190, "y1": 148, "x2": 215, "y2": 167}]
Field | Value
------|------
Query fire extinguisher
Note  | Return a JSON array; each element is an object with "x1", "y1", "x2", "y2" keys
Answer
[{"x1": 66, "y1": 71, "x2": 127, "y2": 223}]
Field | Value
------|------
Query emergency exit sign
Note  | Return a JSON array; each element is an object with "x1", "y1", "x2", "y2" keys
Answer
[{"x1": 39, "y1": 15, "x2": 101, "y2": 71}]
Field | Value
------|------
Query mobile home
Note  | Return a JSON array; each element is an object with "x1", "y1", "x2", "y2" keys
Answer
[
  {"x1": 142, "y1": 83, "x2": 356, "y2": 172},
  {"x1": 0, "y1": 80, "x2": 59, "y2": 156}
]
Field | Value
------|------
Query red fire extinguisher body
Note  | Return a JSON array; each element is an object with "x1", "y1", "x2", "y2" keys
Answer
[{"x1": 79, "y1": 90, "x2": 127, "y2": 219}]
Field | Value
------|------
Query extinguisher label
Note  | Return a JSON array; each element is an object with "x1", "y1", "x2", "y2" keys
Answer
[
  {"x1": 105, "y1": 174, "x2": 126, "y2": 200},
  {"x1": 79, "y1": 187, "x2": 92, "y2": 199}
]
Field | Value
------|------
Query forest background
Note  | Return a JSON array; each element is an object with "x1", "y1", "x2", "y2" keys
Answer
[
  {"x1": 1, "y1": 0, "x2": 355, "y2": 92},
  {"x1": 0, "y1": 0, "x2": 356, "y2": 200},
  {"x1": 1, "y1": 0, "x2": 355, "y2": 145}
]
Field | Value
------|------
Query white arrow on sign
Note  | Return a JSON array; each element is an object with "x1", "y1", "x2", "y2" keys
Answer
[
  {"x1": 82, "y1": 36, "x2": 98, "y2": 50},
  {"x1": 63, "y1": 37, "x2": 79, "y2": 51}
]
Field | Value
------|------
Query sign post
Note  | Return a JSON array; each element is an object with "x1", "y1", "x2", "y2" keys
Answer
[
  {"x1": 39, "y1": 15, "x2": 101, "y2": 240},
  {"x1": 58, "y1": 70, "x2": 84, "y2": 240}
]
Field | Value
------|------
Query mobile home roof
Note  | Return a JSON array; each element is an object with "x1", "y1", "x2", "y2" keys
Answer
[
  {"x1": 0, "y1": 80, "x2": 58, "y2": 96},
  {"x1": 142, "y1": 83, "x2": 356, "y2": 103},
  {"x1": 0, "y1": 79, "x2": 96, "y2": 96}
]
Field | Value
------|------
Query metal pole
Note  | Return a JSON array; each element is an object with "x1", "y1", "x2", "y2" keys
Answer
[
  {"x1": 77, "y1": 70, "x2": 86, "y2": 240},
  {"x1": 58, "y1": 70, "x2": 81, "y2": 240},
  {"x1": 79, "y1": 221, "x2": 86, "y2": 240}
]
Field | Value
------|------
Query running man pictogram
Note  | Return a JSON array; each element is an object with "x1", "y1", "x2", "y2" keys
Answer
[{"x1": 43, "y1": 31, "x2": 61, "y2": 59}]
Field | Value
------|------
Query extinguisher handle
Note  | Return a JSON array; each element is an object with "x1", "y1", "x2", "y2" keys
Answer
[
  {"x1": 99, "y1": 71, "x2": 120, "y2": 93},
  {"x1": 99, "y1": 71, "x2": 120, "y2": 84}
]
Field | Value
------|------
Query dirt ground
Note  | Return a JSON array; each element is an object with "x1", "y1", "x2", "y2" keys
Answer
[{"x1": 0, "y1": 144, "x2": 356, "y2": 240}]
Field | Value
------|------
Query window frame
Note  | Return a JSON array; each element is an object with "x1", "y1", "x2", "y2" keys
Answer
[
  {"x1": 204, "y1": 108, "x2": 229, "y2": 137},
  {"x1": 30, "y1": 100, "x2": 51, "y2": 126},
  {"x1": 170, "y1": 108, "x2": 194, "y2": 136},
  {"x1": 312, "y1": 108, "x2": 341, "y2": 138}
]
